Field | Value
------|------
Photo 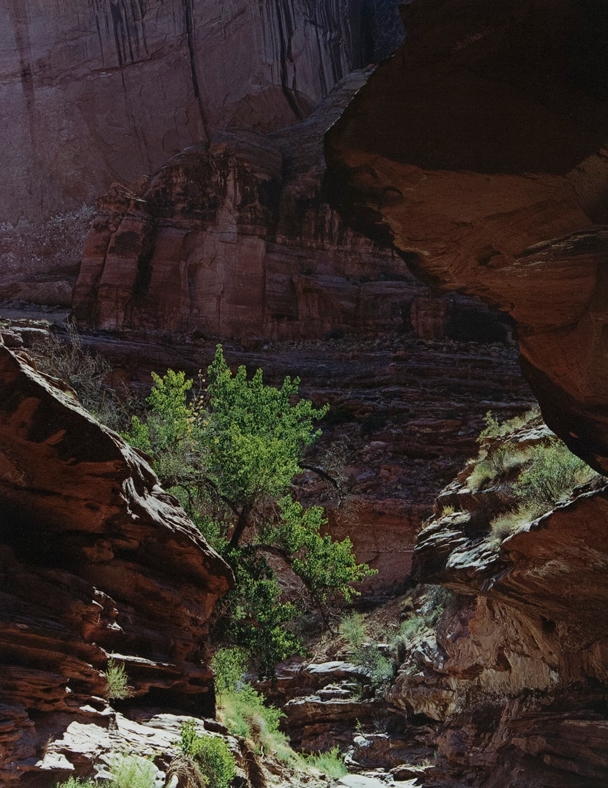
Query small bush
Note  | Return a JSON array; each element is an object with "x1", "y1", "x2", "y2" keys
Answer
[
  {"x1": 478, "y1": 408, "x2": 539, "y2": 440},
  {"x1": 306, "y1": 747, "x2": 348, "y2": 778},
  {"x1": 32, "y1": 321, "x2": 133, "y2": 431},
  {"x1": 467, "y1": 443, "x2": 527, "y2": 490},
  {"x1": 105, "y1": 659, "x2": 131, "y2": 700},
  {"x1": 55, "y1": 756, "x2": 157, "y2": 788},
  {"x1": 179, "y1": 722, "x2": 236, "y2": 788},
  {"x1": 489, "y1": 505, "x2": 538, "y2": 546},
  {"x1": 211, "y1": 647, "x2": 247, "y2": 695},
  {"x1": 514, "y1": 437, "x2": 596, "y2": 513},
  {"x1": 340, "y1": 612, "x2": 366, "y2": 651},
  {"x1": 357, "y1": 644, "x2": 394, "y2": 686},
  {"x1": 218, "y1": 686, "x2": 290, "y2": 759},
  {"x1": 109, "y1": 755, "x2": 158, "y2": 788}
]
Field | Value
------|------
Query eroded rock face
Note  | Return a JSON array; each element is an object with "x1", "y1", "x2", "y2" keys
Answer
[
  {"x1": 391, "y1": 424, "x2": 608, "y2": 787},
  {"x1": 73, "y1": 74, "x2": 422, "y2": 339},
  {"x1": 0, "y1": 342, "x2": 232, "y2": 784},
  {"x1": 0, "y1": 0, "x2": 403, "y2": 305},
  {"x1": 72, "y1": 71, "x2": 513, "y2": 344},
  {"x1": 325, "y1": 0, "x2": 608, "y2": 472}
]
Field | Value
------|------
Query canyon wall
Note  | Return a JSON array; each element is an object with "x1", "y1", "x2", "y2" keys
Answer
[
  {"x1": 0, "y1": 339, "x2": 233, "y2": 784},
  {"x1": 325, "y1": 0, "x2": 608, "y2": 471},
  {"x1": 394, "y1": 422, "x2": 608, "y2": 787},
  {"x1": 71, "y1": 70, "x2": 513, "y2": 342},
  {"x1": 0, "y1": 0, "x2": 402, "y2": 304},
  {"x1": 325, "y1": 1, "x2": 608, "y2": 784}
]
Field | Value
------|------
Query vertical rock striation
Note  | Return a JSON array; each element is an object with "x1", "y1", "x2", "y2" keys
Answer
[{"x1": 0, "y1": 0, "x2": 403, "y2": 304}]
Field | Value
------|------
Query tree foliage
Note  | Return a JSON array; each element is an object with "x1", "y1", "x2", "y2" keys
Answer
[{"x1": 126, "y1": 346, "x2": 374, "y2": 675}]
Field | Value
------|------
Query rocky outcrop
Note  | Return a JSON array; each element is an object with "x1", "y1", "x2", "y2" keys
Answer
[
  {"x1": 325, "y1": 0, "x2": 608, "y2": 472},
  {"x1": 0, "y1": 341, "x2": 233, "y2": 784},
  {"x1": 388, "y1": 421, "x2": 608, "y2": 787},
  {"x1": 0, "y1": 0, "x2": 403, "y2": 305},
  {"x1": 72, "y1": 69, "x2": 513, "y2": 343}
]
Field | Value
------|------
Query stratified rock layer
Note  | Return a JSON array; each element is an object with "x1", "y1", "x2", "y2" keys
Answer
[
  {"x1": 73, "y1": 72, "x2": 510, "y2": 343},
  {"x1": 390, "y1": 424, "x2": 608, "y2": 787},
  {"x1": 0, "y1": 342, "x2": 232, "y2": 784},
  {"x1": 0, "y1": 0, "x2": 403, "y2": 304},
  {"x1": 325, "y1": 0, "x2": 608, "y2": 471}
]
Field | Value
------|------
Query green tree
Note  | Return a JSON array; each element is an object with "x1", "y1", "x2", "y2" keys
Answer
[{"x1": 126, "y1": 346, "x2": 374, "y2": 675}]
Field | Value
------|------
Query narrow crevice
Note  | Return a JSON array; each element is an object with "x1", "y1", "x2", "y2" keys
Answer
[
  {"x1": 183, "y1": 0, "x2": 210, "y2": 142},
  {"x1": 273, "y1": 0, "x2": 303, "y2": 121}
]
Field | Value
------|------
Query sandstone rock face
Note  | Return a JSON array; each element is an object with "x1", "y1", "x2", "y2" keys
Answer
[
  {"x1": 0, "y1": 342, "x2": 232, "y2": 784},
  {"x1": 389, "y1": 423, "x2": 608, "y2": 787},
  {"x1": 325, "y1": 0, "x2": 608, "y2": 472},
  {"x1": 72, "y1": 74, "x2": 411, "y2": 339},
  {"x1": 2, "y1": 0, "x2": 381, "y2": 224},
  {"x1": 72, "y1": 70, "x2": 513, "y2": 344},
  {"x1": 0, "y1": 0, "x2": 403, "y2": 304}
]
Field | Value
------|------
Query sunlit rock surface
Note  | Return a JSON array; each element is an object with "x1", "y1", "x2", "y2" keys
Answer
[{"x1": 0, "y1": 342, "x2": 232, "y2": 784}]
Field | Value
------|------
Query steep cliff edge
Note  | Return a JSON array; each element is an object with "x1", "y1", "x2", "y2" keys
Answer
[
  {"x1": 325, "y1": 0, "x2": 608, "y2": 472},
  {"x1": 0, "y1": 341, "x2": 233, "y2": 784}
]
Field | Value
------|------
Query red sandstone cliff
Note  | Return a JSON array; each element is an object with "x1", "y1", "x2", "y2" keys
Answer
[
  {"x1": 324, "y1": 1, "x2": 608, "y2": 784},
  {"x1": 0, "y1": 0, "x2": 402, "y2": 307},
  {"x1": 0, "y1": 340, "x2": 233, "y2": 784},
  {"x1": 325, "y1": 0, "x2": 608, "y2": 472},
  {"x1": 394, "y1": 421, "x2": 608, "y2": 787}
]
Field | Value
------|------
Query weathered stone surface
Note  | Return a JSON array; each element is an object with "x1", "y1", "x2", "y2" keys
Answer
[
  {"x1": 73, "y1": 72, "x2": 455, "y2": 342},
  {"x1": 0, "y1": 0, "x2": 403, "y2": 305},
  {"x1": 325, "y1": 0, "x2": 608, "y2": 472},
  {"x1": 389, "y1": 423, "x2": 608, "y2": 787},
  {"x1": 0, "y1": 342, "x2": 232, "y2": 784}
]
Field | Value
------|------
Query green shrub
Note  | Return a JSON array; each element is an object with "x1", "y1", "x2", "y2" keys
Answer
[
  {"x1": 211, "y1": 648, "x2": 247, "y2": 695},
  {"x1": 109, "y1": 755, "x2": 157, "y2": 788},
  {"x1": 514, "y1": 437, "x2": 596, "y2": 514},
  {"x1": 478, "y1": 408, "x2": 540, "y2": 440},
  {"x1": 306, "y1": 746, "x2": 348, "y2": 778},
  {"x1": 357, "y1": 645, "x2": 393, "y2": 686},
  {"x1": 105, "y1": 659, "x2": 131, "y2": 700},
  {"x1": 340, "y1": 612, "x2": 366, "y2": 651},
  {"x1": 218, "y1": 686, "x2": 290, "y2": 759},
  {"x1": 179, "y1": 722, "x2": 236, "y2": 788},
  {"x1": 55, "y1": 756, "x2": 157, "y2": 788},
  {"x1": 489, "y1": 505, "x2": 538, "y2": 546}
]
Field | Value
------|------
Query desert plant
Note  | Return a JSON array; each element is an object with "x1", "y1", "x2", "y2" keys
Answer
[
  {"x1": 105, "y1": 659, "x2": 131, "y2": 700},
  {"x1": 211, "y1": 647, "x2": 247, "y2": 695},
  {"x1": 55, "y1": 755, "x2": 157, "y2": 788},
  {"x1": 109, "y1": 755, "x2": 157, "y2": 788},
  {"x1": 340, "y1": 611, "x2": 366, "y2": 651},
  {"x1": 31, "y1": 320, "x2": 133, "y2": 431},
  {"x1": 488, "y1": 505, "x2": 539, "y2": 546},
  {"x1": 513, "y1": 437, "x2": 596, "y2": 514},
  {"x1": 178, "y1": 722, "x2": 236, "y2": 788},
  {"x1": 306, "y1": 747, "x2": 348, "y2": 778},
  {"x1": 218, "y1": 685, "x2": 290, "y2": 759},
  {"x1": 478, "y1": 407, "x2": 540, "y2": 440},
  {"x1": 126, "y1": 346, "x2": 374, "y2": 674}
]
